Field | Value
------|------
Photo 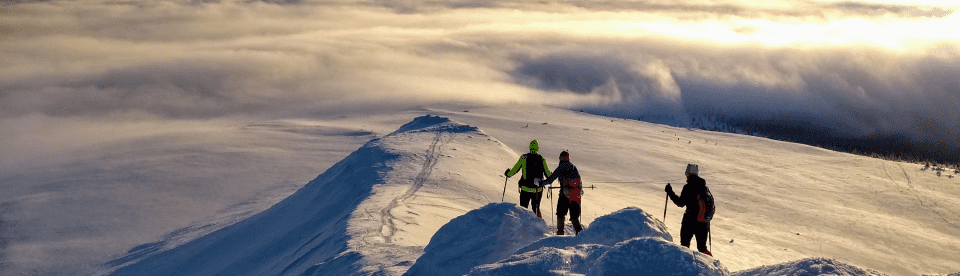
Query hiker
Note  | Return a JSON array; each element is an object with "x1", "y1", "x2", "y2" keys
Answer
[
  {"x1": 665, "y1": 164, "x2": 714, "y2": 256},
  {"x1": 505, "y1": 140, "x2": 552, "y2": 218},
  {"x1": 543, "y1": 151, "x2": 583, "y2": 235}
]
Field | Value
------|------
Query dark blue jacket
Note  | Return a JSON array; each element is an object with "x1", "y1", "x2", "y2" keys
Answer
[
  {"x1": 544, "y1": 160, "x2": 580, "y2": 198},
  {"x1": 668, "y1": 175, "x2": 707, "y2": 224}
]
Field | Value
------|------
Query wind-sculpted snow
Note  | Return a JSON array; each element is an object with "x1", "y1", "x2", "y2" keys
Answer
[
  {"x1": 462, "y1": 205, "x2": 728, "y2": 275},
  {"x1": 516, "y1": 207, "x2": 672, "y2": 253},
  {"x1": 732, "y1": 258, "x2": 887, "y2": 276},
  {"x1": 403, "y1": 203, "x2": 549, "y2": 276},
  {"x1": 406, "y1": 203, "x2": 728, "y2": 276},
  {"x1": 469, "y1": 236, "x2": 734, "y2": 276},
  {"x1": 589, "y1": 237, "x2": 729, "y2": 276}
]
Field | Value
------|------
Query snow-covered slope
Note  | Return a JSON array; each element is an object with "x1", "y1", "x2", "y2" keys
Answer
[
  {"x1": 85, "y1": 105, "x2": 960, "y2": 275},
  {"x1": 101, "y1": 115, "x2": 520, "y2": 275}
]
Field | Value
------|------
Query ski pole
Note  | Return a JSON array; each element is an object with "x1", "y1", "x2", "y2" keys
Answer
[
  {"x1": 548, "y1": 185, "x2": 596, "y2": 190},
  {"x1": 663, "y1": 192, "x2": 669, "y2": 223},
  {"x1": 549, "y1": 184, "x2": 554, "y2": 228},
  {"x1": 501, "y1": 176, "x2": 509, "y2": 202}
]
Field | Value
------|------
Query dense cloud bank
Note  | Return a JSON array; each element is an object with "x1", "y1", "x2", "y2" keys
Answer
[{"x1": 2, "y1": 0, "x2": 958, "y2": 161}]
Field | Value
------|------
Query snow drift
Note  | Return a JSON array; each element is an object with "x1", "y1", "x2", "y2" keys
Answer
[
  {"x1": 403, "y1": 203, "x2": 548, "y2": 276},
  {"x1": 732, "y1": 258, "x2": 887, "y2": 276},
  {"x1": 410, "y1": 205, "x2": 729, "y2": 276}
]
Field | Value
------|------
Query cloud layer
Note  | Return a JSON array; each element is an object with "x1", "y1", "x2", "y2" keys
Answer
[{"x1": 2, "y1": 0, "x2": 958, "y2": 160}]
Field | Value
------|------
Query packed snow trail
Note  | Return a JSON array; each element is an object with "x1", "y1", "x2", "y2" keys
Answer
[{"x1": 379, "y1": 129, "x2": 448, "y2": 243}]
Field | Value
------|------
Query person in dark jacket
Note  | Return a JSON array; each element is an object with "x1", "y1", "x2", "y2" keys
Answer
[
  {"x1": 543, "y1": 151, "x2": 582, "y2": 235},
  {"x1": 665, "y1": 164, "x2": 712, "y2": 256},
  {"x1": 506, "y1": 140, "x2": 552, "y2": 218}
]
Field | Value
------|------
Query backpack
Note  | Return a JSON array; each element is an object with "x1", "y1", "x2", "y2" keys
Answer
[
  {"x1": 697, "y1": 186, "x2": 715, "y2": 222},
  {"x1": 566, "y1": 178, "x2": 583, "y2": 204},
  {"x1": 521, "y1": 153, "x2": 545, "y2": 188}
]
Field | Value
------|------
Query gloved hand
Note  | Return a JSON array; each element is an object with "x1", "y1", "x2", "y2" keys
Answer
[
  {"x1": 665, "y1": 183, "x2": 674, "y2": 195},
  {"x1": 504, "y1": 169, "x2": 510, "y2": 177}
]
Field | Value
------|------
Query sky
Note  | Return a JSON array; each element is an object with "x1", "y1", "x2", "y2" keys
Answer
[
  {"x1": 1, "y1": 0, "x2": 958, "y2": 160},
  {"x1": 2, "y1": 2, "x2": 959, "y2": 274}
]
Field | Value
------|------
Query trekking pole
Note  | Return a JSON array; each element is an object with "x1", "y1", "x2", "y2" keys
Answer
[
  {"x1": 549, "y1": 184, "x2": 554, "y2": 228},
  {"x1": 501, "y1": 176, "x2": 509, "y2": 202},
  {"x1": 663, "y1": 189, "x2": 669, "y2": 223},
  {"x1": 548, "y1": 185, "x2": 597, "y2": 190}
]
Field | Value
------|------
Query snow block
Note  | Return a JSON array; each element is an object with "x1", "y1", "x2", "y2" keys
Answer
[
  {"x1": 404, "y1": 203, "x2": 549, "y2": 276},
  {"x1": 577, "y1": 207, "x2": 672, "y2": 246},
  {"x1": 589, "y1": 237, "x2": 729, "y2": 276},
  {"x1": 468, "y1": 244, "x2": 609, "y2": 276},
  {"x1": 515, "y1": 206, "x2": 671, "y2": 255},
  {"x1": 733, "y1": 258, "x2": 887, "y2": 276}
]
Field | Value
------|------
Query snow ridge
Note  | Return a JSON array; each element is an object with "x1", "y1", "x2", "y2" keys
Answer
[
  {"x1": 103, "y1": 137, "x2": 399, "y2": 276},
  {"x1": 101, "y1": 115, "x2": 512, "y2": 276},
  {"x1": 98, "y1": 113, "x2": 959, "y2": 276}
]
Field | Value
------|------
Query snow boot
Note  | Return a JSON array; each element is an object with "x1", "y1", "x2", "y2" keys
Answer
[
  {"x1": 556, "y1": 215, "x2": 565, "y2": 235},
  {"x1": 572, "y1": 217, "x2": 583, "y2": 236}
]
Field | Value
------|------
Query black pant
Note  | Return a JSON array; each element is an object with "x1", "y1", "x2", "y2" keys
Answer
[
  {"x1": 680, "y1": 221, "x2": 709, "y2": 253},
  {"x1": 556, "y1": 195, "x2": 581, "y2": 230},
  {"x1": 520, "y1": 191, "x2": 542, "y2": 215}
]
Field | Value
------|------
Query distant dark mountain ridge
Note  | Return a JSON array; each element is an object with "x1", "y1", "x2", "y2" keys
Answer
[{"x1": 588, "y1": 110, "x2": 959, "y2": 166}]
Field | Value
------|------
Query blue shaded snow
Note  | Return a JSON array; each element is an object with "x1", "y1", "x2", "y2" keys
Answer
[
  {"x1": 410, "y1": 203, "x2": 898, "y2": 276},
  {"x1": 732, "y1": 258, "x2": 888, "y2": 276},
  {"x1": 403, "y1": 203, "x2": 549, "y2": 276},
  {"x1": 105, "y1": 138, "x2": 398, "y2": 276}
]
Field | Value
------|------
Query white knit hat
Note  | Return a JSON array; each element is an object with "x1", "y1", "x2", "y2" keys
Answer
[{"x1": 685, "y1": 164, "x2": 699, "y2": 176}]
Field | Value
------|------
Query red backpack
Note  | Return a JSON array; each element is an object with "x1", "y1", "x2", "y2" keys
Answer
[
  {"x1": 566, "y1": 178, "x2": 583, "y2": 204},
  {"x1": 697, "y1": 186, "x2": 715, "y2": 222}
]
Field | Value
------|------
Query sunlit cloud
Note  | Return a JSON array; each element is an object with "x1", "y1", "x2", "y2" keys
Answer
[{"x1": 1, "y1": 0, "x2": 958, "y2": 161}]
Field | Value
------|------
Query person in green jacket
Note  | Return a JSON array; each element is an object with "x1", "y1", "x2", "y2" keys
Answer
[{"x1": 505, "y1": 140, "x2": 552, "y2": 218}]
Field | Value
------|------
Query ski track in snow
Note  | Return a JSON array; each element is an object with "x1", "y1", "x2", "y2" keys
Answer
[
  {"x1": 887, "y1": 162, "x2": 960, "y2": 230},
  {"x1": 380, "y1": 130, "x2": 448, "y2": 243}
]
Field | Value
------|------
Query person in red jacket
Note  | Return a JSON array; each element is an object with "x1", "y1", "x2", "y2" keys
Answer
[
  {"x1": 665, "y1": 164, "x2": 713, "y2": 256},
  {"x1": 543, "y1": 151, "x2": 582, "y2": 235}
]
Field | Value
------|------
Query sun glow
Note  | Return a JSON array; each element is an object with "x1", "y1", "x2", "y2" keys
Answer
[{"x1": 609, "y1": 11, "x2": 959, "y2": 51}]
